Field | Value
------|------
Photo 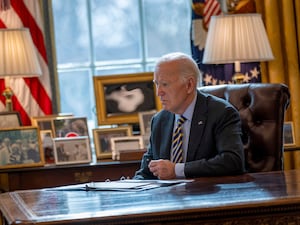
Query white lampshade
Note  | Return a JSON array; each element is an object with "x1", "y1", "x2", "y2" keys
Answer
[
  {"x1": 202, "y1": 13, "x2": 274, "y2": 64},
  {"x1": 0, "y1": 28, "x2": 42, "y2": 77}
]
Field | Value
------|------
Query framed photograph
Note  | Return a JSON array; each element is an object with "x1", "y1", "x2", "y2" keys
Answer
[
  {"x1": 31, "y1": 113, "x2": 74, "y2": 139},
  {"x1": 283, "y1": 121, "x2": 296, "y2": 147},
  {"x1": 53, "y1": 136, "x2": 92, "y2": 165},
  {"x1": 93, "y1": 72, "x2": 162, "y2": 125},
  {"x1": 53, "y1": 116, "x2": 89, "y2": 138},
  {"x1": 0, "y1": 111, "x2": 22, "y2": 128},
  {"x1": 40, "y1": 130, "x2": 55, "y2": 165},
  {"x1": 93, "y1": 126, "x2": 133, "y2": 159},
  {"x1": 110, "y1": 136, "x2": 144, "y2": 160},
  {"x1": 0, "y1": 126, "x2": 44, "y2": 169},
  {"x1": 138, "y1": 110, "x2": 156, "y2": 135}
]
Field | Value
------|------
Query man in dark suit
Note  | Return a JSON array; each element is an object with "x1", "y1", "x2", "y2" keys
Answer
[{"x1": 134, "y1": 52, "x2": 245, "y2": 180}]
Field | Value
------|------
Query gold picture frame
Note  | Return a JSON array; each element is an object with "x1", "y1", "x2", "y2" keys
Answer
[
  {"x1": 93, "y1": 72, "x2": 162, "y2": 125},
  {"x1": 31, "y1": 113, "x2": 74, "y2": 137},
  {"x1": 0, "y1": 126, "x2": 44, "y2": 169},
  {"x1": 93, "y1": 126, "x2": 133, "y2": 160}
]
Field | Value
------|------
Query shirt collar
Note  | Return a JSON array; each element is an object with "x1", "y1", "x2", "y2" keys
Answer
[{"x1": 175, "y1": 94, "x2": 197, "y2": 122}]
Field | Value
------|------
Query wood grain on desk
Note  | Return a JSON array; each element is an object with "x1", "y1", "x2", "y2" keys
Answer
[{"x1": 1, "y1": 169, "x2": 300, "y2": 225}]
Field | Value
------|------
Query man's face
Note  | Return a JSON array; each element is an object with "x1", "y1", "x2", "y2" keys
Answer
[{"x1": 153, "y1": 61, "x2": 191, "y2": 115}]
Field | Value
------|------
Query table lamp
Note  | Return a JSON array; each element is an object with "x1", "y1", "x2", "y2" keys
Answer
[
  {"x1": 202, "y1": 13, "x2": 274, "y2": 83},
  {"x1": 0, "y1": 28, "x2": 42, "y2": 111}
]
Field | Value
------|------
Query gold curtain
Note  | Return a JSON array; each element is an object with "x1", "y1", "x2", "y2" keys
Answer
[{"x1": 255, "y1": 0, "x2": 300, "y2": 169}]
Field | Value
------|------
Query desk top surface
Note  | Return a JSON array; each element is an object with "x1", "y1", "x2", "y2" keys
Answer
[{"x1": 1, "y1": 169, "x2": 300, "y2": 225}]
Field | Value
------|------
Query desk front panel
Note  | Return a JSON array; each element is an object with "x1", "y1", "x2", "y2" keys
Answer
[
  {"x1": 0, "y1": 161, "x2": 140, "y2": 191},
  {"x1": 1, "y1": 170, "x2": 300, "y2": 225}
]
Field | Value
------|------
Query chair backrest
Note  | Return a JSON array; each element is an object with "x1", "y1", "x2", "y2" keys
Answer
[{"x1": 198, "y1": 83, "x2": 290, "y2": 173}]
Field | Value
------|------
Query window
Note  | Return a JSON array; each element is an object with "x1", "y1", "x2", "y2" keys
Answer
[{"x1": 52, "y1": 0, "x2": 191, "y2": 131}]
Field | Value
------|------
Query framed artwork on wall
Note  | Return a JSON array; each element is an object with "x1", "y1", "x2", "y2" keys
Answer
[{"x1": 93, "y1": 72, "x2": 162, "y2": 125}]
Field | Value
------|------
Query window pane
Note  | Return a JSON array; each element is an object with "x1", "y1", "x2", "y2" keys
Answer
[
  {"x1": 95, "y1": 66, "x2": 143, "y2": 76},
  {"x1": 58, "y1": 70, "x2": 93, "y2": 119},
  {"x1": 52, "y1": 0, "x2": 90, "y2": 65},
  {"x1": 91, "y1": 0, "x2": 141, "y2": 62},
  {"x1": 143, "y1": 0, "x2": 191, "y2": 57}
]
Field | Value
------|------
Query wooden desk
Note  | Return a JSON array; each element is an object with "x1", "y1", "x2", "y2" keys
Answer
[
  {"x1": 0, "y1": 160, "x2": 140, "y2": 192},
  {"x1": 1, "y1": 169, "x2": 300, "y2": 225}
]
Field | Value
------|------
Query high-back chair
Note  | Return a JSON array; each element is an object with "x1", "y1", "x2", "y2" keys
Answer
[{"x1": 198, "y1": 83, "x2": 290, "y2": 173}]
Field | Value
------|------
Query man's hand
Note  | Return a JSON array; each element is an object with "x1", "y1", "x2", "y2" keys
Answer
[{"x1": 148, "y1": 159, "x2": 176, "y2": 179}]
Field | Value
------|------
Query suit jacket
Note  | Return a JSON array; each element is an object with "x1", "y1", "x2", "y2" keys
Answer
[{"x1": 134, "y1": 90, "x2": 246, "y2": 179}]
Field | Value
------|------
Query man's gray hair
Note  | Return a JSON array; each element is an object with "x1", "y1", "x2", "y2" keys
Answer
[{"x1": 155, "y1": 52, "x2": 201, "y2": 85}]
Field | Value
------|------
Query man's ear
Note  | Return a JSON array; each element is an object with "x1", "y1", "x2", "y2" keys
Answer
[{"x1": 186, "y1": 76, "x2": 196, "y2": 94}]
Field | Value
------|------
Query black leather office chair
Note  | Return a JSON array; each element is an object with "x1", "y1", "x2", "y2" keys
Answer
[{"x1": 198, "y1": 83, "x2": 290, "y2": 172}]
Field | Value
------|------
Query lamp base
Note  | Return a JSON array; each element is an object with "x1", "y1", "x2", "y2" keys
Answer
[
  {"x1": 232, "y1": 72, "x2": 245, "y2": 84},
  {"x1": 2, "y1": 87, "x2": 13, "y2": 112}
]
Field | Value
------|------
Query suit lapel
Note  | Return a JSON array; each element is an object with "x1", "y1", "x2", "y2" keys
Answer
[
  {"x1": 187, "y1": 91, "x2": 208, "y2": 161},
  {"x1": 160, "y1": 113, "x2": 174, "y2": 159}
]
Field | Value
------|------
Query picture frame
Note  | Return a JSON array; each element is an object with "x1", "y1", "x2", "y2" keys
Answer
[
  {"x1": 0, "y1": 111, "x2": 22, "y2": 128},
  {"x1": 93, "y1": 72, "x2": 162, "y2": 125},
  {"x1": 31, "y1": 113, "x2": 74, "y2": 137},
  {"x1": 93, "y1": 126, "x2": 133, "y2": 159},
  {"x1": 110, "y1": 136, "x2": 144, "y2": 160},
  {"x1": 53, "y1": 116, "x2": 89, "y2": 138},
  {"x1": 138, "y1": 110, "x2": 156, "y2": 147},
  {"x1": 40, "y1": 130, "x2": 55, "y2": 165},
  {"x1": 0, "y1": 126, "x2": 44, "y2": 169},
  {"x1": 138, "y1": 110, "x2": 156, "y2": 135},
  {"x1": 283, "y1": 121, "x2": 296, "y2": 147},
  {"x1": 53, "y1": 136, "x2": 92, "y2": 165}
]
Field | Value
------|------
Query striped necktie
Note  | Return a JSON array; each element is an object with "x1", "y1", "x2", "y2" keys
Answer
[{"x1": 171, "y1": 115, "x2": 186, "y2": 163}]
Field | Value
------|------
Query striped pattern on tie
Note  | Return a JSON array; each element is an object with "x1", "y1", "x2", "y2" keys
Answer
[{"x1": 171, "y1": 115, "x2": 186, "y2": 163}]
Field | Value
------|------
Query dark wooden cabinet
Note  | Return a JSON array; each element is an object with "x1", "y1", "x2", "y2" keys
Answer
[{"x1": 0, "y1": 160, "x2": 141, "y2": 192}]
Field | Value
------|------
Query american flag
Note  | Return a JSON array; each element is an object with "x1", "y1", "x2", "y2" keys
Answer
[
  {"x1": 203, "y1": 0, "x2": 222, "y2": 30},
  {"x1": 0, "y1": 0, "x2": 52, "y2": 125},
  {"x1": 191, "y1": 0, "x2": 261, "y2": 85}
]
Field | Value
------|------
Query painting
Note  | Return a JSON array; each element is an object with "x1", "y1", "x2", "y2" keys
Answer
[{"x1": 93, "y1": 72, "x2": 162, "y2": 125}]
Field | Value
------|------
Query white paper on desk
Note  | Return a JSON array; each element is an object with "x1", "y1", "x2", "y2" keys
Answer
[
  {"x1": 87, "y1": 181, "x2": 159, "y2": 191},
  {"x1": 86, "y1": 179, "x2": 194, "y2": 191}
]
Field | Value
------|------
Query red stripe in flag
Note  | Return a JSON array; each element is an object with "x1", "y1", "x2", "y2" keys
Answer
[
  {"x1": 203, "y1": 0, "x2": 222, "y2": 29},
  {"x1": 0, "y1": 0, "x2": 53, "y2": 125}
]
